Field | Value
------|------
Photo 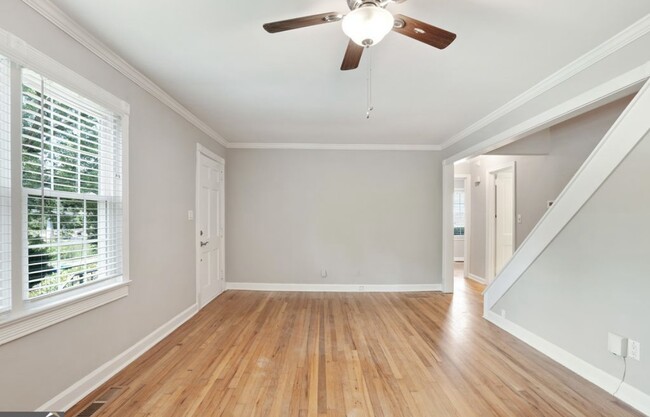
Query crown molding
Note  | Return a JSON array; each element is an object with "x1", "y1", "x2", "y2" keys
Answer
[
  {"x1": 21, "y1": 0, "x2": 230, "y2": 148},
  {"x1": 483, "y1": 76, "x2": 650, "y2": 311},
  {"x1": 24, "y1": 1, "x2": 648, "y2": 153},
  {"x1": 227, "y1": 142, "x2": 442, "y2": 151},
  {"x1": 21, "y1": 0, "x2": 441, "y2": 152},
  {"x1": 441, "y1": 13, "x2": 650, "y2": 150}
]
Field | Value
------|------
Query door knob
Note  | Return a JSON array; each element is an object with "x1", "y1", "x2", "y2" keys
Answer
[{"x1": 200, "y1": 241, "x2": 209, "y2": 247}]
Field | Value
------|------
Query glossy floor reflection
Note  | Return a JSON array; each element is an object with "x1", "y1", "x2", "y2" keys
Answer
[{"x1": 69, "y1": 269, "x2": 641, "y2": 417}]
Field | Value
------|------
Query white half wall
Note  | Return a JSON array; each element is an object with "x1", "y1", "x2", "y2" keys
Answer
[{"x1": 226, "y1": 149, "x2": 442, "y2": 287}]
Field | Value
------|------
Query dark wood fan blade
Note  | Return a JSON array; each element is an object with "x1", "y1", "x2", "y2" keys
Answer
[
  {"x1": 263, "y1": 12, "x2": 342, "y2": 33},
  {"x1": 341, "y1": 40, "x2": 364, "y2": 71},
  {"x1": 392, "y1": 14, "x2": 456, "y2": 49}
]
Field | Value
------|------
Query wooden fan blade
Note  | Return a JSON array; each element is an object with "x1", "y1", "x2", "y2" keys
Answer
[
  {"x1": 341, "y1": 40, "x2": 364, "y2": 71},
  {"x1": 392, "y1": 14, "x2": 456, "y2": 49},
  {"x1": 263, "y1": 12, "x2": 342, "y2": 33}
]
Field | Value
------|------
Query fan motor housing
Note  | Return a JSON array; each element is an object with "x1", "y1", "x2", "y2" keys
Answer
[{"x1": 347, "y1": 0, "x2": 406, "y2": 10}]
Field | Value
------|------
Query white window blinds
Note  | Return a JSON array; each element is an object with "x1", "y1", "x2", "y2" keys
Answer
[
  {"x1": 0, "y1": 56, "x2": 10, "y2": 312},
  {"x1": 21, "y1": 68, "x2": 123, "y2": 300}
]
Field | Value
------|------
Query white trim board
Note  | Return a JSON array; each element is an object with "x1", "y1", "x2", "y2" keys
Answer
[
  {"x1": 441, "y1": 14, "x2": 650, "y2": 150},
  {"x1": 227, "y1": 143, "x2": 441, "y2": 151},
  {"x1": 226, "y1": 282, "x2": 442, "y2": 292},
  {"x1": 38, "y1": 303, "x2": 199, "y2": 412},
  {"x1": 440, "y1": 64, "x2": 650, "y2": 306},
  {"x1": 0, "y1": 283, "x2": 129, "y2": 346},
  {"x1": 20, "y1": 1, "x2": 650, "y2": 152},
  {"x1": 444, "y1": 63, "x2": 649, "y2": 165},
  {"x1": 485, "y1": 311, "x2": 650, "y2": 416},
  {"x1": 467, "y1": 274, "x2": 486, "y2": 285},
  {"x1": 483, "y1": 77, "x2": 650, "y2": 312},
  {"x1": 0, "y1": 27, "x2": 130, "y2": 116},
  {"x1": 21, "y1": 0, "x2": 228, "y2": 148},
  {"x1": 485, "y1": 161, "x2": 517, "y2": 283}
]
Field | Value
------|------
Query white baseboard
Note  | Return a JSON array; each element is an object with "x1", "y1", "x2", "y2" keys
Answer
[
  {"x1": 467, "y1": 274, "x2": 486, "y2": 284},
  {"x1": 38, "y1": 303, "x2": 199, "y2": 412},
  {"x1": 226, "y1": 282, "x2": 442, "y2": 293},
  {"x1": 484, "y1": 311, "x2": 650, "y2": 416}
]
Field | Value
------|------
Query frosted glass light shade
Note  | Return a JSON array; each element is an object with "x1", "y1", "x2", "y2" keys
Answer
[{"x1": 342, "y1": 6, "x2": 394, "y2": 47}]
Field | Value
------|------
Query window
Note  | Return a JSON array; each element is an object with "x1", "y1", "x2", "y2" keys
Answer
[
  {"x1": 22, "y1": 69, "x2": 123, "y2": 300},
  {"x1": 0, "y1": 30, "x2": 129, "y2": 345},
  {"x1": 453, "y1": 189, "x2": 465, "y2": 236},
  {"x1": 0, "y1": 55, "x2": 10, "y2": 313}
]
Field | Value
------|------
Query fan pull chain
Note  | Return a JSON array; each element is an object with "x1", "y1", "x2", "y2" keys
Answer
[{"x1": 366, "y1": 46, "x2": 373, "y2": 119}]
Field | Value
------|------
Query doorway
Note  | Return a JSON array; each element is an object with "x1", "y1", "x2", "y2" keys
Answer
[
  {"x1": 196, "y1": 145, "x2": 225, "y2": 308},
  {"x1": 453, "y1": 174, "x2": 471, "y2": 279},
  {"x1": 486, "y1": 162, "x2": 515, "y2": 283}
]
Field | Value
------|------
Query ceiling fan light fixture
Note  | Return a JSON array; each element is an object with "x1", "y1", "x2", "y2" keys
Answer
[{"x1": 342, "y1": 5, "x2": 394, "y2": 47}]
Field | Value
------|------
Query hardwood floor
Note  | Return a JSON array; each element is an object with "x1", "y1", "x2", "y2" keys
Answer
[{"x1": 68, "y1": 266, "x2": 641, "y2": 417}]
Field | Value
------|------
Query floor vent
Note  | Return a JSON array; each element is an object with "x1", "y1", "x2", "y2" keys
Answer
[{"x1": 73, "y1": 386, "x2": 125, "y2": 417}]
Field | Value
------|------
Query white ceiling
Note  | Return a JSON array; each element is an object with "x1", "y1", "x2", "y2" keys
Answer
[{"x1": 51, "y1": 0, "x2": 650, "y2": 146}]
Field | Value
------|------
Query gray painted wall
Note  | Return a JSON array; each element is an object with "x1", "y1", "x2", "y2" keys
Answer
[
  {"x1": 463, "y1": 98, "x2": 629, "y2": 279},
  {"x1": 495, "y1": 130, "x2": 650, "y2": 397},
  {"x1": 0, "y1": 2, "x2": 225, "y2": 410},
  {"x1": 226, "y1": 150, "x2": 442, "y2": 286}
]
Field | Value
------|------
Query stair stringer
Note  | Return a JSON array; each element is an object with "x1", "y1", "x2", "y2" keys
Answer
[{"x1": 483, "y1": 74, "x2": 650, "y2": 314}]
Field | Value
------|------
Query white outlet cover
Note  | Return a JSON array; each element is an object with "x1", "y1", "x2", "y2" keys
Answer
[
  {"x1": 608, "y1": 333, "x2": 628, "y2": 357},
  {"x1": 629, "y1": 339, "x2": 641, "y2": 361}
]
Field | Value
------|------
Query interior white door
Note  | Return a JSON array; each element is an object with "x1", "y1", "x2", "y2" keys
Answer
[
  {"x1": 197, "y1": 153, "x2": 224, "y2": 308},
  {"x1": 494, "y1": 169, "x2": 515, "y2": 276}
]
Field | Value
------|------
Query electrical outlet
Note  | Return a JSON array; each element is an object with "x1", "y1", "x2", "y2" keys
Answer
[
  {"x1": 501, "y1": 309, "x2": 506, "y2": 318},
  {"x1": 320, "y1": 268, "x2": 327, "y2": 279},
  {"x1": 629, "y1": 339, "x2": 641, "y2": 361}
]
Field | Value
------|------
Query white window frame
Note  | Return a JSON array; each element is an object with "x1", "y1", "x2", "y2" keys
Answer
[
  {"x1": 453, "y1": 188, "x2": 465, "y2": 236},
  {"x1": 0, "y1": 29, "x2": 130, "y2": 346}
]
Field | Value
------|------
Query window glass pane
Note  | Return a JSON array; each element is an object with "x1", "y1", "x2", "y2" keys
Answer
[
  {"x1": 453, "y1": 190, "x2": 465, "y2": 236},
  {"x1": 0, "y1": 56, "x2": 10, "y2": 311},
  {"x1": 21, "y1": 68, "x2": 122, "y2": 300},
  {"x1": 26, "y1": 195, "x2": 102, "y2": 298}
]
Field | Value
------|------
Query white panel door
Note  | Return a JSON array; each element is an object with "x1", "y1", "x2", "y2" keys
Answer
[
  {"x1": 197, "y1": 153, "x2": 224, "y2": 308},
  {"x1": 494, "y1": 169, "x2": 514, "y2": 275}
]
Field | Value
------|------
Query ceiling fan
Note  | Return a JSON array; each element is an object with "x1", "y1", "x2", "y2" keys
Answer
[{"x1": 263, "y1": 0, "x2": 457, "y2": 71}]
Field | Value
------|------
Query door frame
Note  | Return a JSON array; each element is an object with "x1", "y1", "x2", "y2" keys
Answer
[
  {"x1": 453, "y1": 174, "x2": 471, "y2": 278},
  {"x1": 440, "y1": 65, "x2": 647, "y2": 295},
  {"x1": 195, "y1": 143, "x2": 226, "y2": 308},
  {"x1": 485, "y1": 161, "x2": 516, "y2": 283}
]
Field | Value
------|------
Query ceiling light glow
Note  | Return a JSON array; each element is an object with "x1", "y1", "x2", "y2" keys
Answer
[{"x1": 342, "y1": 6, "x2": 394, "y2": 47}]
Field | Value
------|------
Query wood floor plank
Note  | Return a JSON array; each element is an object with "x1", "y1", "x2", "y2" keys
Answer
[{"x1": 68, "y1": 269, "x2": 643, "y2": 417}]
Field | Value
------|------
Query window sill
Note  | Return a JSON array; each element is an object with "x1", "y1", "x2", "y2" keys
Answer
[{"x1": 0, "y1": 280, "x2": 130, "y2": 346}]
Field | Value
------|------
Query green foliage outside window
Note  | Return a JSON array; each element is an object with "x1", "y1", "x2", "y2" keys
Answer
[{"x1": 22, "y1": 83, "x2": 101, "y2": 297}]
